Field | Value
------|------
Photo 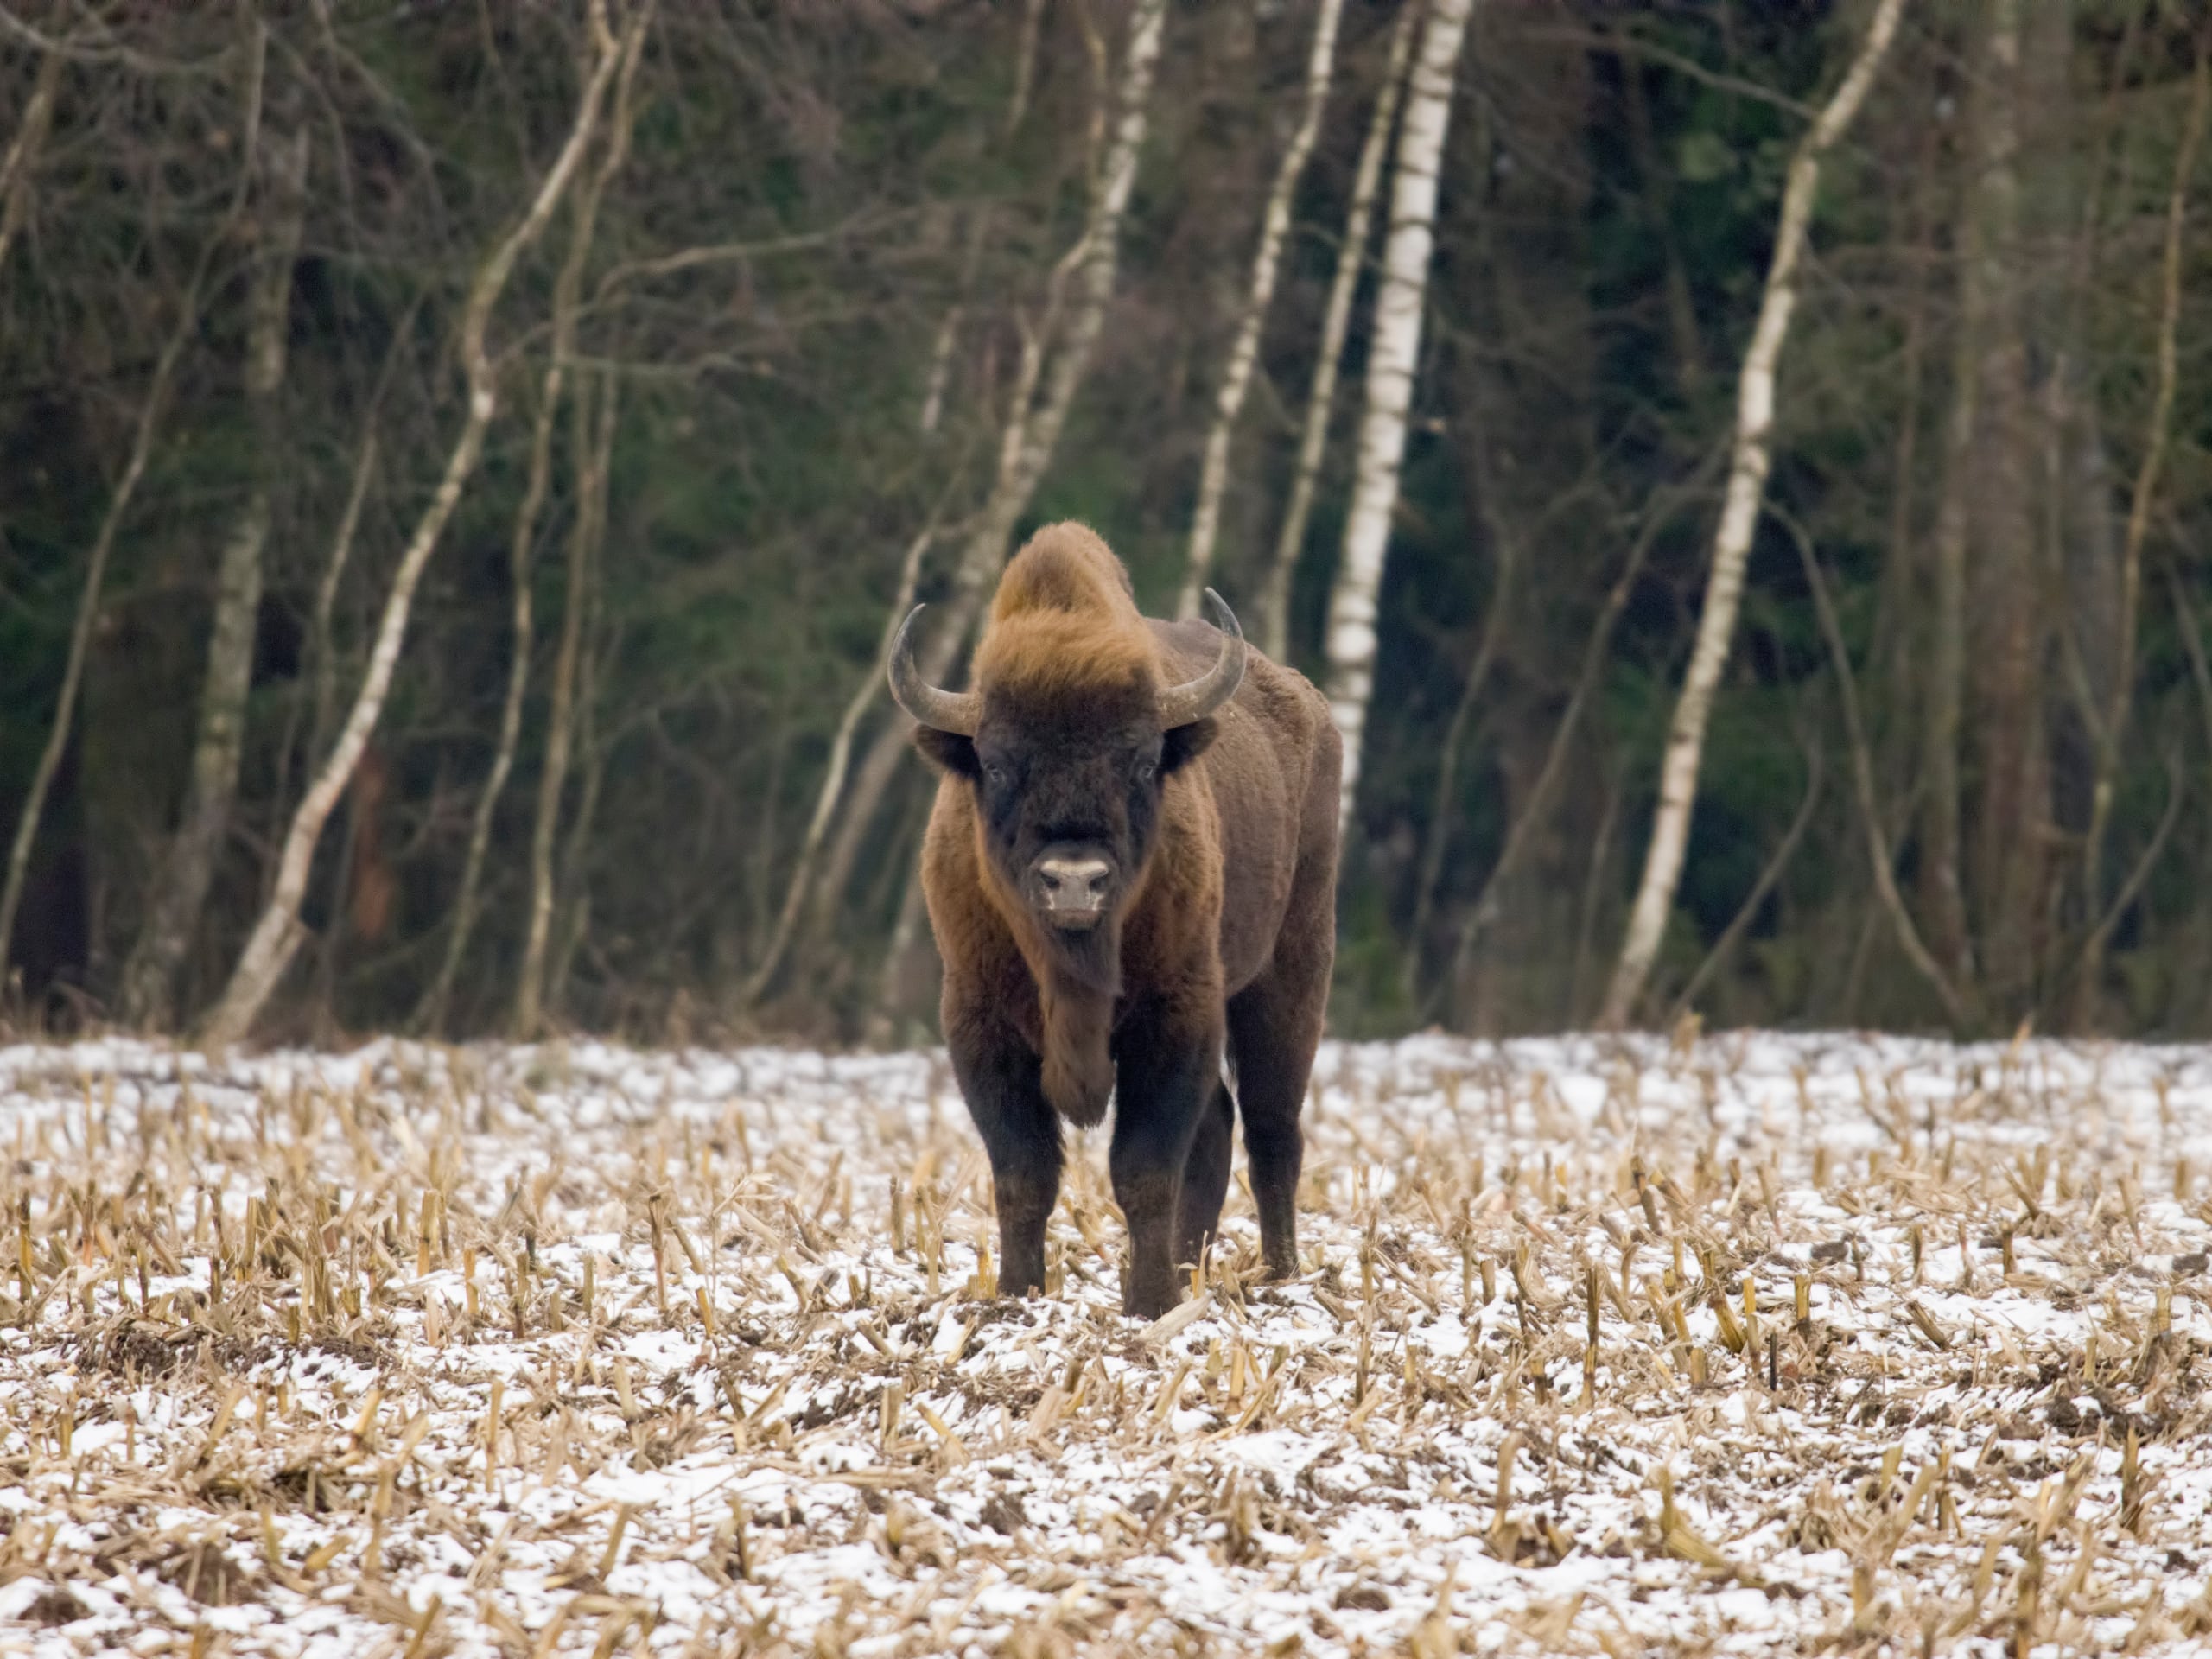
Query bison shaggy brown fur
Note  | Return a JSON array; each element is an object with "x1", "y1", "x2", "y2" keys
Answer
[{"x1": 889, "y1": 523, "x2": 1339, "y2": 1316}]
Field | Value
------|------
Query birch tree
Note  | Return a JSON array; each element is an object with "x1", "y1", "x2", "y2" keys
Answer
[
  {"x1": 1961, "y1": 0, "x2": 2040, "y2": 1013},
  {"x1": 1600, "y1": 0, "x2": 1906, "y2": 1030},
  {"x1": 412, "y1": 334, "x2": 558, "y2": 1034},
  {"x1": 739, "y1": 518, "x2": 936, "y2": 1011},
  {"x1": 418, "y1": 18, "x2": 645, "y2": 1038},
  {"x1": 199, "y1": 3, "x2": 636, "y2": 1047},
  {"x1": 805, "y1": 0, "x2": 1169, "y2": 943},
  {"x1": 118, "y1": 119, "x2": 310, "y2": 1031},
  {"x1": 0, "y1": 25, "x2": 267, "y2": 988},
  {"x1": 2077, "y1": 45, "x2": 2206, "y2": 1012},
  {"x1": 900, "y1": 0, "x2": 1167, "y2": 662},
  {"x1": 1175, "y1": 0, "x2": 1345, "y2": 619},
  {"x1": 1323, "y1": 0, "x2": 1476, "y2": 826},
  {"x1": 1917, "y1": 102, "x2": 1988, "y2": 994},
  {"x1": 514, "y1": 368, "x2": 617, "y2": 1037},
  {"x1": 0, "y1": 48, "x2": 61, "y2": 276},
  {"x1": 1257, "y1": 3, "x2": 1417, "y2": 663}
]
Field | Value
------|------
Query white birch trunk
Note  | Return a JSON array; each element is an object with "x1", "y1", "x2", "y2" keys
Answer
[
  {"x1": 514, "y1": 369, "x2": 615, "y2": 1038},
  {"x1": 1257, "y1": 3, "x2": 1417, "y2": 663},
  {"x1": 413, "y1": 368, "x2": 550, "y2": 1034},
  {"x1": 1323, "y1": 0, "x2": 1475, "y2": 827},
  {"x1": 0, "y1": 26, "x2": 268, "y2": 986},
  {"x1": 1176, "y1": 0, "x2": 1346, "y2": 619},
  {"x1": 419, "y1": 19, "x2": 649, "y2": 1037},
  {"x1": 199, "y1": 4, "x2": 633, "y2": 1047},
  {"x1": 119, "y1": 122, "x2": 310, "y2": 1031},
  {"x1": 1599, "y1": 0, "x2": 1906, "y2": 1029}
]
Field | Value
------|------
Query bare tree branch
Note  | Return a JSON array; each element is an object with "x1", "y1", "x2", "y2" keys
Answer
[
  {"x1": 2079, "y1": 41, "x2": 2206, "y2": 1003},
  {"x1": 1666, "y1": 737, "x2": 1823, "y2": 1028},
  {"x1": 1782, "y1": 504, "x2": 1972, "y2": 1031},
  {"x1": 200, "y1": 3, "x2": 633, "y2": 1046},
  {"x1": 1602, "y1": 0, "x2": 1906, "y2": 1028},
  {"x1": 739, "y1": 513, "x2": 944, "y2": 1012},
  {"x1": 426, "y1": 6, "x2": 652, "y2": 1038},
  {"x1": 1522, "y1": 25, "x2": 1818, "y2": 123},
  {"x1": 0, "y1": 46, "x2": 62, "y2": 273},
  {"x1": 0, "y1": 21, "x2": 269, "y2": 988},
  {"x1": 1257, "y1": 4, "x2": 1417, "y2": 663},
  {"x1": 2057, "y1": 747, "x2": 2183, "y2": 1022},
  {"x1": 515, "y1": 365, "x2": 619, "y2": 1038},
  {"x1": 590, "y1": 213, "x2": 910, "y2": 306},
  {"x1": 1443, "y1": 456, "x2": 1725, "y2": 1014},
  {"x1": 0, "y1": 4, "x2": 233, "y2": 77},
  {"x1": 1176, "y1": 0, "x2": 1345, "y2": 616},
  {"x1": 2170, "y1": 563, "x2": 2212, "y2": 760},
  {"x1": 805, "y1": 0, "x2": 1170, "y2": 950}
]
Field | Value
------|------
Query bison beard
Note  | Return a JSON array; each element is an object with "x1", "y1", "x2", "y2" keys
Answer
[
  {"x1": 1039, "y1": 964, "x2": 1116, "y2": 1128},
  {"x1": 896, "y1": 523, "x2": 1340, "y2": 1317}
]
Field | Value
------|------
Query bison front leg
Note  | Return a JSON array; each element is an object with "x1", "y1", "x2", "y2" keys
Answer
[
  {"x1": 946, "y1": 1020, "x2": 1061, "y2": 1299},
  {"x1": 1176, "y1": 1082, "x2": 1235, "y2": 1273},
  {"x1": 1109, "y1": 1007, "x2": 1221, "y2": 1319}
]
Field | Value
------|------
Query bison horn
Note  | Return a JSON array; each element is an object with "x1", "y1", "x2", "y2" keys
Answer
[
  {"x1": 1157, "y1": 588, "x2": 1248, "y2": 729},
  {"x1": 886, "y1": 605, "x2": 981, "y2": 735}
]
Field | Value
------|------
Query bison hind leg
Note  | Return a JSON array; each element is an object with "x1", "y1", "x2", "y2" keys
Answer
[
  {"x1": 1174, "y1": 1080, "x2": 1235, "y2": 1274},
  {"x1": 1228, "y1": 969, "x2": 1325, "y2": 1282}
]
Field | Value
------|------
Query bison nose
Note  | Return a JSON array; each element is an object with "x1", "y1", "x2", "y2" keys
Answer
[{"x1": 1036, "y1": 856, "x2": 1112, "y2": 916}]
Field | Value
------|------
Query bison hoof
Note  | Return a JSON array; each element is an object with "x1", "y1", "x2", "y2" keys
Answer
[{"x1": 1121, "y1": 1280, "x2": 1182, "y2": 1320}]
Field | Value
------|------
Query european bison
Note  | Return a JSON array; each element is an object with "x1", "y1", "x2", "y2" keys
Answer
[{"x1": 890, "y1": 523, "x2": 1339, "y2": 1317}]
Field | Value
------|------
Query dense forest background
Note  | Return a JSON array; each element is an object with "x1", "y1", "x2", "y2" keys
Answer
[{"x1": 0, "y1": 0, "x2": 2207, "y2": 1047}]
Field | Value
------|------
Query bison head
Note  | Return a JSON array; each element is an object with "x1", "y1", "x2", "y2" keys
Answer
[{"x1": 891, "y1": 590, "x2": 1246, "y2": 982}]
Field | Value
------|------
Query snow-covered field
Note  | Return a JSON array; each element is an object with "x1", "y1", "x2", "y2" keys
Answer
[{"x1": 0, "y1": 1033, "x2": 2209, "y2": 1656}]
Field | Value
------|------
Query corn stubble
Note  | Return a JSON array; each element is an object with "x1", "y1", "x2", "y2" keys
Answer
[{"x1": 0, "y1": 1032, "x2": 2209, "y2": 1656}]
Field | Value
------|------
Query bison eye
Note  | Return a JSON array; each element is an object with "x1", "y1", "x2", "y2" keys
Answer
[
  {"x1": 982, "y1": 761, "x2": 1008, "y2": 786},
  {"x1": 1134, "y1": 756, "x2": 1158, "y2": 784}
]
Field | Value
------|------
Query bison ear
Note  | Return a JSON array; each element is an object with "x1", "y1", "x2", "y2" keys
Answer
[
  {"x1": 912, "y1": 725, "x2": 981, "y2": 778},
  {"x1": 1160, "y1": 717, "x2": 1218, "y2": 775}
]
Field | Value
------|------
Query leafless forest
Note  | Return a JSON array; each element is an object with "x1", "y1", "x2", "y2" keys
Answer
[{"x1": 1, "y1": 0, "x2": 2208, "y2": 1046}]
